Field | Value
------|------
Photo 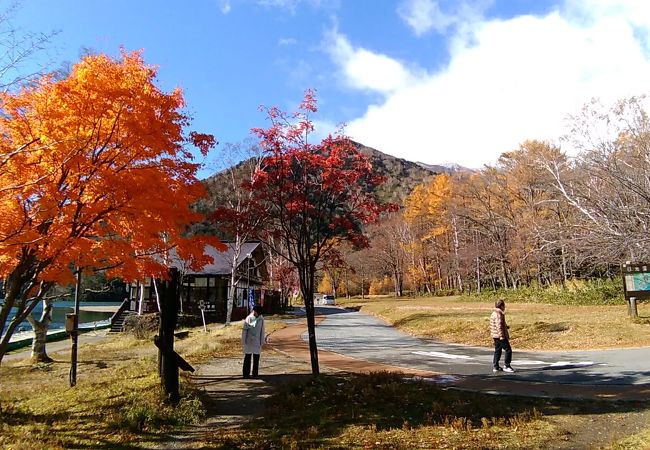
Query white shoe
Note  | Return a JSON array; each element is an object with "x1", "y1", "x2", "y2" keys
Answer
[
  {"x1": 493, "y1": 367, "x2": 503, "y2": 373},
  {"x1": 503, "y1": 366, "x2": 515, "y2": 373}
]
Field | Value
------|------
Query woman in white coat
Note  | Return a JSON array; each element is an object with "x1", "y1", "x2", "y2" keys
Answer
[{"x1": 241, "y1": 305, "x2": 265, "y2": 378}]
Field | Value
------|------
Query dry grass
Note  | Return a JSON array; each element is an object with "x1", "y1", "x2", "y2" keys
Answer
[
  {"x1": 203, "y1": 371, "x2": 558, "y2": 449},
  {"x1": 0, "y1": 318, "x2": 285, "y2": 449},
  {"x1": 608, "y1": 428, "x2": 650, "y2": 450},
  {"x1": 337, "y1": 296, "x2": 650, "y2": 350},
  {"x1": 3, "y1": 312, "x2": 650, "y2": 449}
]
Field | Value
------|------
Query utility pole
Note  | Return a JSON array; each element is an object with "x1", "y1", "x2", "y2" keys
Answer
[
  {"x1": 157, "y1": 268, "x2": 194, "y2": 403},
  {"x1": 69, "y1": 268, "x2": 81, "y2": 387}
]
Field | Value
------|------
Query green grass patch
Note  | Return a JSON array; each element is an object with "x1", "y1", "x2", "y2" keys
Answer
[
  {"x1": 0, "y1": 350, "x2": 205, "y2": 449},
  {"x1": 0, "y1": 317, "x2": 287, "y2": 449}
]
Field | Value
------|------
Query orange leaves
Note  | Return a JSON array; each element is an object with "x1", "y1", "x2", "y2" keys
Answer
[{"x1": 0, "y1": 50, "x2": 218, "y2": 284}]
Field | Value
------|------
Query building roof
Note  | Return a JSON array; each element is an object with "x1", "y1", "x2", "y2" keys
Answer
[{"x1": 170, "y1": 242, "x2": 262, "y2": 276}]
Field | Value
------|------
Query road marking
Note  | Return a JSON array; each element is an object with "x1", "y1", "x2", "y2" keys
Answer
[
  {"x1": 412, "y1": 351, "x2": 472, "y2": 360},
  {"x1": 515, "y1": 359, "x2": 548, "y2": 365},
  {"x1": 549, "y1": 361, "x2": 595, "y2": 367},
  {"x1": 513, "y1": 360, "x2": 596, "y2": 367}
]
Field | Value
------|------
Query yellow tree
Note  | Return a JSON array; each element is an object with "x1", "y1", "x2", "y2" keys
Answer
[
  {"x1": 403, "y1": 174, "x2": 454, "y2": 293},
  {"x1": 0, "y1": 51, "x2": 220, "y2": 363},
  {"x1": 497, "y1": 140, "x2": 570, "y2": 285}
]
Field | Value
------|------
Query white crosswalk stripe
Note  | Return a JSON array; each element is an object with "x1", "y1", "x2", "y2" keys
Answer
[{"x1": 412, "y1": 350, "x2": 472, "y2": 360}]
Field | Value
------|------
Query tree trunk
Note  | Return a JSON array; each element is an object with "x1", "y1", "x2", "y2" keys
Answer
[
  {"x1": 451, "y1": 216, "x2": 463, "y2": 292},
  {"x1": 0, "y1": 308, "x2": 36, "y2": 365},
  {"x1": 560, "y1": 244, "x2": 568, "y2": 286},
  {"x1": 500, "y1": 259, "x2": 509, "y2": 289},
  {"x1": 28, "y1": 298, "x2": 54, "y2": 364},
  {"x1": 393, "y1": 269, "x2": 403, "y2": 297},
  {"x1": 158, "y1": 268, "x2": 180, "y2": 403},
  {"x1": 226, "y1": 239, "x2": 242, "y2": 326},
  {"x1": 29, "y1": 319, "x2": 53, "y2": 363},
  {"x1": 476, "y1": 256, "x2": 481, "y2": 294},
  {"x1": 226, "y1": 270, "x2": 237, "y2": 326},
  {"x1": 300, "y1": 263, "x2": 319, "y2": 375}
]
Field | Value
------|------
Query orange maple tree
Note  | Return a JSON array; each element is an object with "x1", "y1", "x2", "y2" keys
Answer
[{"x1": 0, "y1": 51, "x2": 220, "y2": 363}]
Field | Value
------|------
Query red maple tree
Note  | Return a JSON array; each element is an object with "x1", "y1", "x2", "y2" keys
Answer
[{"x1": 248, "y1": 90, "x2": 391, "y2": 374}]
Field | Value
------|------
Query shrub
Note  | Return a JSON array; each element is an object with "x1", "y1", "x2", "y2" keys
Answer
[
  {"x1": 465, "y1": 278, "x2": 624, "y2": 306},
  {"x1": 123, "y1": 313, "x2": 159, "y2": 338},
  {"x1": 112, "y1": 392, "x2": 206, "y2": 432}
]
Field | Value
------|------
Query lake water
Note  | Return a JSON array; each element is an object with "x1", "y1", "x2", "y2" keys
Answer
[{"x1": 3, "y1": 301, "x2": 120, "y2": 337}]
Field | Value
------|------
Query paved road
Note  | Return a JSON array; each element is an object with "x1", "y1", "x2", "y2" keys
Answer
[{"x1": 308, "y1": 306, "x2": 650, "y2": 386}]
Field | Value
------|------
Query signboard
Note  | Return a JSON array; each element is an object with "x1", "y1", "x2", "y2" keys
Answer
[
  {"x1": 622, "y1": 262, "x2": 650, "y2": 300},
  {"x1": 624, "y1": 272, "x2": 650, "y2": 292}
]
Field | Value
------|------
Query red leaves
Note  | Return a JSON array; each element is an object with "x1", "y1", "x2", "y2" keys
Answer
[
  {"x1": 247, "y1": 90, "x2": 390, "y2": 260},
  {"x1": 298, "y1": 88, "x2": 317, "y2": 113},
  {"x1": 189, "y1": 132, "x2": 217, "y2": 156}
]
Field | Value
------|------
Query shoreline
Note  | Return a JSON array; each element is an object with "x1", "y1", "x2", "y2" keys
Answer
[{"x1": 5, "y1": 320, "x2": 111, "y2": 351}]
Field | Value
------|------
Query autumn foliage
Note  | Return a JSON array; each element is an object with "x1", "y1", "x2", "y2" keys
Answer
[
  {"x1": 0, "y1": 51, "x2": 219, "y2": 360},
  {"x1": 246, "y1": 90, "x2": 390, "y2": 374},
  {"x1": 250, "y1": 91, "x2": 388, "y2": 251}
]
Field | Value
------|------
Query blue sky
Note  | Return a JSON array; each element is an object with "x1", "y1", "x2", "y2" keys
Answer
[{"x1": 9, "y1": 0, "x2": 650, "y2": 177}]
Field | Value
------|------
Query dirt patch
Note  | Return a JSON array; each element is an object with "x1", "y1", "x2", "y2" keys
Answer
[
  {"x1": 156, "y1": 350, "x2": 315, "y2": 449},
  {"x1": 546, "y1": 408, "x2": 650, "y2": 450}
]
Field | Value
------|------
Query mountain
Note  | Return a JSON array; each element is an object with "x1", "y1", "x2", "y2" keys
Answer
[
  {"x1": 200, "y1": 141, "x2": 464, "y2": 208},
  {"x1": 352, "y1": 142, "x2": 439, "y2": 204},
  {"x1": 416, "y1": 162, "x2": 466, "y2": 173}
]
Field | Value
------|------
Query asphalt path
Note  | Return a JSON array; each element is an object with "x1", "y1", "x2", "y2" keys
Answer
[{"x1": 308, "y1": 306, "x2": 650, "y2": 386}]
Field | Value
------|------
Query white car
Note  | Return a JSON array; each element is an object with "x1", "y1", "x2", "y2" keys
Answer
[{"x1": 321, "y1": 294, "x2": 336, "y2": 305}]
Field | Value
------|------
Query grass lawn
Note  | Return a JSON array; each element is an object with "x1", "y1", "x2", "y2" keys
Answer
[
  {"x1": 337, "y1": 295, "x2": 650, "y2": 350},
  {"x1": 3, "y1": 307, "x2": 650, "y2": 449},
  {"x1": 201, "y1": 371, "x2": 650, "y2": 450},
  {"x1": 0, "y1": 319, "x2": 284, "y2": 449}
]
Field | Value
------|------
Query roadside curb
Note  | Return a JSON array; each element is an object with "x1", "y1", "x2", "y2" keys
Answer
[{"x1": 268, "y1": 315, "x2": 650, "y2": 402}]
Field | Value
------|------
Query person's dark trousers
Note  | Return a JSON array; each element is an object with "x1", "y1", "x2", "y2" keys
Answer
[
  {"x1": 493, "y1": 338, "x2": 513, "y2": 368},
  {"x1": 243, "y1": 353, "x2": 261, "y2": 378}
]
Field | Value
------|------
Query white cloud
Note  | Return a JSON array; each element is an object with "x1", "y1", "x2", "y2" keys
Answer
[
  {"x1": 324, "y1": 29, "x2": 420, "y2": 94},
  {"x1": 327, "y1": 0, "x2": 650, "y2": 168},
  {"x1": 397, "y1": 0, "x2": 492, "y2": 36},
  {"x1": 397, "y1": 0, "x2": 454, "y2": 35},
  {"x1": 311, "y1": 118, "x2": 342, "y2": 142},
  {"x1": 219, "y1": 0, "x2": 231, "y2": 14},
  {"x1": 279, "y1": 37, "x2": 298, "y2": 46}
]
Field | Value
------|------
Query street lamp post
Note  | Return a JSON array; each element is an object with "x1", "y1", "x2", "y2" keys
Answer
[{"x1": 247, "y1": 253, "x2": 252, "y2": 312}]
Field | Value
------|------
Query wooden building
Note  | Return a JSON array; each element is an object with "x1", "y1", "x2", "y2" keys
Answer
[{"x1": 126, "y1": 242, "x2": 281, "y2": 322}]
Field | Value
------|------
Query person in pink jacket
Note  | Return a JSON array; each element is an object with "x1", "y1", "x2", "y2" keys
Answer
[{"x1": 490, "y1": 299, "x2": 515, "y2": 373}]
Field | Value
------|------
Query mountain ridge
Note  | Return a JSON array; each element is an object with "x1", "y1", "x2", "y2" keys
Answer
[{"x1": 202, "y1": 141, "x2": 467, "y2": 205}]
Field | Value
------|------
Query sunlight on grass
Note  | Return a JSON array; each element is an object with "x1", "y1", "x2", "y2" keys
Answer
[
  {"x1": 607, "y1": 428, "x2": 650, "y2": 450},
  {"x1": 202, "y1": 371, "x2": 557, "y2": 449},
  {"x1": 3, "y1": 308, "x2": 650, "y2": 449},
  {"x1": 0, "y1": 318, "x2": 285, "y2": 449}
]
